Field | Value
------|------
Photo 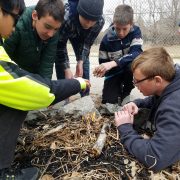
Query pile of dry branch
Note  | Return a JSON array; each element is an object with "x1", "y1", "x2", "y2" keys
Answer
[{"x1": 14, "y1": 111, "x2": 180, "y2": 180}]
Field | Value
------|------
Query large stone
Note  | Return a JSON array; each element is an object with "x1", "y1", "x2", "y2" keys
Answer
[
  {"x1": 25, "y1": 108, "x2": 58, "y2": 121},
  {"x1": 25, "y1": 101, "x2": 67, "y2": 121},
  {"x1": 25, "y1": 96, "x2": 101, "y2": 121},
  {"x1": 99, "y1": 103, "x2": 122, "y2": 115},
  {"x1": 60, "y1": 96, "x2": 101, "y2": 119}
]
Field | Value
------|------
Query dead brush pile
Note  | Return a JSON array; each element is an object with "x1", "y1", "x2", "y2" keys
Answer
[{"x1": 14, "y1": 112, "x2": 180, "y2": 180}]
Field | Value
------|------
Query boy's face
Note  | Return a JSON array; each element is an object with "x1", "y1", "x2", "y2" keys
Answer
[
  {"x1": 79, "y1": 15, "x2": 96, "y2": 29},
  {"x1": 114, "y1": 22, "x2": 132, "y2": 39},
  {"x1": 0, "y1": 8, "x2": 19, "y2": 38},
  {"x1": 133, "y1": 68, "x2": 156, "y2": 96},
  {"x1": 32, "y1": 11, "x2": 61, "y2": 41}
]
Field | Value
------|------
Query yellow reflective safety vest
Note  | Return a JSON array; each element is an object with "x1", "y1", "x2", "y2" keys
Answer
[{"x1": 0, "y1": 45, "x2": 55, "y2": 111}]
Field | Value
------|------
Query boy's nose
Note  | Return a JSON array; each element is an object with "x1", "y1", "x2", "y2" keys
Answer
[{"x1": 47, "y1": 30, "x2": 55, "y2": 38}]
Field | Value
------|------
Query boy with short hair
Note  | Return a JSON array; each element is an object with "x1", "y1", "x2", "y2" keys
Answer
[
  {"x1": 0, "y1": 0, "x2": 89, "y2": 178},
  {"x1": 55, "y1": 0, "x2": 105, "y2": 96},
  {"x1": 115, "y1": 47, "x2": 180, "y2": 172},
  {"x1": 3, "y1": 0, "x2": 64, "y2": 79},
  {"x1": 94, "y1": 4, "x2": 143, "y2": 104}
]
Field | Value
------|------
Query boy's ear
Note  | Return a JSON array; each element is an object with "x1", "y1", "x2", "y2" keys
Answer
[
  {"x1": 154, "y1": 76, "x2": 163, "y2": 84},
  {"x1": 32, "y1": 10, "x2": 38, "y2": 21}
]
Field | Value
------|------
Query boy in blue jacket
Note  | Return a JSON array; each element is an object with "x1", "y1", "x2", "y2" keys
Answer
[
  {"x1": 115, "y1": 47, "x2": 180, "y2": 172},
  {"x1": 94, "y1": 5, "x2": 143, "y2": 104}
]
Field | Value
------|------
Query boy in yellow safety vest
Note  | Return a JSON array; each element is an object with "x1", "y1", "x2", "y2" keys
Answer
[{"x1": 0, "y1": 0, "x2": 89, "y2": 179}]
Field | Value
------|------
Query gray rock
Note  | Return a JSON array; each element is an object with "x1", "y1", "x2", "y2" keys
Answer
[
  {"x1": 25, "y1": 108, "x2": 59, "y2": 121},
  {"x1": 99, "y1": 103, "x2": 122, "y2": 115},
  {"x1": 60, "y1": 96, "x2": 101, "y2": 119},
  {"x1": 25, "y1": 96, "x2": 101, "y2": 121}
]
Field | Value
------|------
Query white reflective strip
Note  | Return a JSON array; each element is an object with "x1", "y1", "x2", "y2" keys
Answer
[
  {"x1": 99, "y1": 50, "x2": 108, "y2": 59},
  {"x1": 131, "y1": 38, "x2": 143, "y2": 46}
]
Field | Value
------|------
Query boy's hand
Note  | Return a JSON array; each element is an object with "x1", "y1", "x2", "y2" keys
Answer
[
  {"x1": 84, "y1": 79, "x2": 91, "y2": 90},
  {"x1": 122, "y1": 102, "x2": 138, "y2": 115},
  {"x1": 75, "y1": 77, "x2": 91, "y2": 91},
  {"x1": 65, "y1": 68, "x2": 74, "y2": 79},
  {"x1": 93, "y1": 61, "x2": 117, "y2": 77},
  {"x1": 114, "y1": 110, "x2": 134, "y2": 127},
  {"x1": 75, "y1": 60, "x2": 83, "y2": 77}
]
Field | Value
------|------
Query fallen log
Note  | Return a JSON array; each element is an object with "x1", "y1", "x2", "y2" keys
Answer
[{"x1": 91, "y1": 122, "x2": 111, "y2": 157}]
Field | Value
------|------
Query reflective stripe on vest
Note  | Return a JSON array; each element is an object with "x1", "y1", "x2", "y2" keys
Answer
[{"x1": 0, "y1": 46, "x2": 55, "y2": 110}]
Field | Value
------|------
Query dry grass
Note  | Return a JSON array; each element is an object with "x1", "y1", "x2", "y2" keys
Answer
[{"x1": 15, "y1": 109, "x2": 180, "y2": 180}]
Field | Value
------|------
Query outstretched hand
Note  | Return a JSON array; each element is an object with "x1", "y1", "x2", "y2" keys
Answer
[
  {"x1": 93, "y1": 61, "x2": 117, "y2": 77},
  {"x1": 84, "y1": 79, "x2": 91, "y2": 90},
  {"x1": 93, "y1": 63, "x2": 109, "y2": 77},
  {"x1": 114, "y1": 110, "x2": 134, "y2": 127}
]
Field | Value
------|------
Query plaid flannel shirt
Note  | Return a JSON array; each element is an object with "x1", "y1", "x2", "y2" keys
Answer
[{"x1": 56, "y1": 14, "x2": 105, "y2": 69}]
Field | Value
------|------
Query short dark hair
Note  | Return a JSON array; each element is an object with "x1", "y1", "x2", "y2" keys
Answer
[
  {"x1": 35, "y1": 0, "x2": 64, "y2": 22},
  {"x1": 0, "y1": 0, "x2": 25, "y2": 16}
]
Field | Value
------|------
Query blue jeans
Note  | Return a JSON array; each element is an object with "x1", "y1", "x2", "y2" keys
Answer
[{"x1": 55, "y1": 37, "x2": 90, "y2": 97}]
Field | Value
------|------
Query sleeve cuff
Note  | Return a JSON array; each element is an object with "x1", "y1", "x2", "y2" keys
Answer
[
  {"x1": 74, "y1": 77, "x2": 86, "y2": 90},
  {"x1": 118, "y1": 123, "x2": 134, "y2": 134}
]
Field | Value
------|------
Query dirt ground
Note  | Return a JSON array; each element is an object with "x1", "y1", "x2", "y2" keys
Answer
[{"x1": 14, "y1": 98, "x2": 180, "y2": 179}]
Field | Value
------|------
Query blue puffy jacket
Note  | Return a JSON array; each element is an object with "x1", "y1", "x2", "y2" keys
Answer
[{"x1": 99, "y1": 25, "x2": 143, "y2": 77}]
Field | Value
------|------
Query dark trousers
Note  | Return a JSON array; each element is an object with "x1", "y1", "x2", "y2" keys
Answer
[
  {"x1": 0, "y1": 105, "x2": 27, "y2": 169},
  {"x1": 102, "y1": 64, "x2": 134, "y2": 104}
]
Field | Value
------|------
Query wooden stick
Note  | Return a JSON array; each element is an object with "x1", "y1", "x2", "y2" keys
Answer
[
  {"x1": 91, "y1": 122, "x2": 111, "y2": 157},
  {"x1": 43, "y1": 123, "x2": 66, "y2": 137}
]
